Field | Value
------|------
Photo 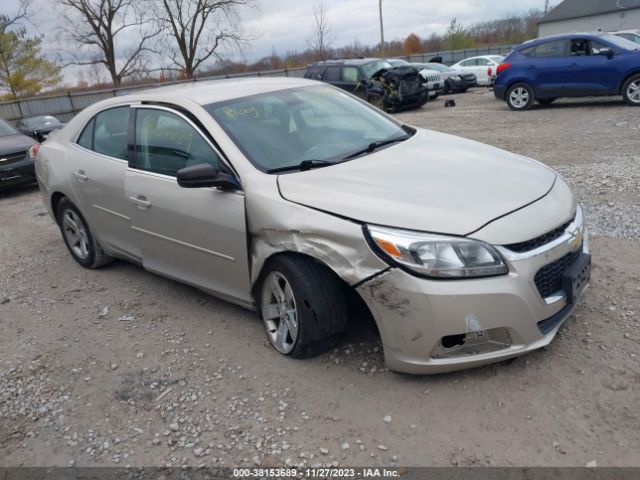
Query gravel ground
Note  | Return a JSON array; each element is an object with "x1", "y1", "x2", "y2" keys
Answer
[{"x1": 1, "y1": 89, "x2": 639, "y2": 468}]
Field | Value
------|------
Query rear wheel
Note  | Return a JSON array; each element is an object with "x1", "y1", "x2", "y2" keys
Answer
[
  {"x1": 258, "y1": 255, "x2": 349, "y2": 358},
  {"x1": 622, "y1": 74, "x2": 640, "y2": 106},
  {"x1": 57, "y1": 198, "x2": 112, "y2": 269},
  {"x1": 536, "y1": 98, "x2": 556, "y2": 105},
  {"x1": 506, "y1": 83, "x2": 534, "y2": 111}
]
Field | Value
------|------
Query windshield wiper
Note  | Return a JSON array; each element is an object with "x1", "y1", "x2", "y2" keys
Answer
[
  {"x1": 266, "y1": 159, "x2": 334, "y2": 174},
  {"x1": 342, "y1": 135, "x2": 410, "y2": 161}
]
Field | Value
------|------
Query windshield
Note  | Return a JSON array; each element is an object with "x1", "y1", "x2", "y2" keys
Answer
[
  {"x1": 388, "y1": 59, "x2": 411, "y2": 67},
  {"x1": 616, "y1": 32, "x2": 640, "y2": 44},
  {"x1": 206, "y1": 85, "x2": 408, "y2": 173},
  {"x1": 0, "y1": 119, "x2": 19, "y2": 137},
  {"x1": 490, "y1": 56, "x2": 505, "y2": 63},
  {"x1": 361, "y1": 60, "x2": 393, "y2": 78},
  {"x1": 602, "y1": 34, "x2": 639, "y2": 50}
]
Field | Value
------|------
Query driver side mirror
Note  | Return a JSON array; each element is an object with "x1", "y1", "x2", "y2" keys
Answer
[
  {"x1": 177, "y1": 163, "x2": 240, "y2": 190},
  {"x1": 598, "y1": 47, "x2": 614, "y2": 59}
]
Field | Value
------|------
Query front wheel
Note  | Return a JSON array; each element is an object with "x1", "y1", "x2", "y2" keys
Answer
[
  {"x1": 56, "y1": 198, "x2": 112, "y2": 269},
  {"x1": 258, "y1": 255, "x2": 349, "y2": 358},
  {"x1": 367, "y1": 95, "x2": 385, "y2": 110},
  {"x1": 622, "y1": 74, "x2": 640, "y2": 106},
  {"x1": 506, "y1": 83, "x2": 534, "y2": 111}
]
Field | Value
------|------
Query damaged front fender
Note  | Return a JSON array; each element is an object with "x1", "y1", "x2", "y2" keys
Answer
[{"x1": 245, "y1": 177, "x2": 389, "y2": 288}]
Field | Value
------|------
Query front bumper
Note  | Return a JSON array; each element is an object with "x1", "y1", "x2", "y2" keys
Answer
[
  {"x1": 357, "y1": 214, "x2": 590, "y2": 374},
  {"x1": 0, "y1": 157, "x2": 36, "y2": 190}
]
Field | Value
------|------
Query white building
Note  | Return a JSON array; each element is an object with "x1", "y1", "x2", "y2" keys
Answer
[{"x1": 539, "y1": 0, "x2": 640, "y2": 37}]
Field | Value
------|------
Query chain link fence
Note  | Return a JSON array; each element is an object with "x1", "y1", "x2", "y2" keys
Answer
[{"x1": 0, "y1": 44, "x2": 517, "y2": 124}]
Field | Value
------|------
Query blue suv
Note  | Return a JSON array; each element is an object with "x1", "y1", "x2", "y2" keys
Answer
[{"x1": 494, "y1": 33, "x2": 640, "y2": 110}]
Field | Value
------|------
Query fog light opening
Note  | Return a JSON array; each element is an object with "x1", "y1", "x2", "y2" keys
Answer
[
  {"x1": 431, "y1": 328, "x2": 513, "y2": 359},
  {"x1": 442, "y1": 334, "x2": 466, "y2": 349}
]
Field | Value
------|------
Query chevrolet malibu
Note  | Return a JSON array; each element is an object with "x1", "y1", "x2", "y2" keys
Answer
[{"x1": 34, "y1": 78, "x2": 591, "y2": 374}]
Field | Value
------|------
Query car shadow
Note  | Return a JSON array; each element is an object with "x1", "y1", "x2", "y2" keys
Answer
[
  {"x1": 0, "y1": 184, "x2": 39, "y2": 200},
  {"x1": 531, "y1": 99, "x2": 627, "y2": 110}
]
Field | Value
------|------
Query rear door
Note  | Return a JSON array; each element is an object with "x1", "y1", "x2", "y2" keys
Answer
[
  {"x1": 66, "y1": 105, "x2": 140, "y2": 261},
  {"x1": 124, "y1": 105, "x2": 251, "y2": 304},
  {"x1": 520, "y1": 39, "x2": 570, "y2": 97}
]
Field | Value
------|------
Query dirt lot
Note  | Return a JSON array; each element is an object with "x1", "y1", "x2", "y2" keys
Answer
[{"x1": 1, "y1": 89, "x2": 639, "y2": 468}]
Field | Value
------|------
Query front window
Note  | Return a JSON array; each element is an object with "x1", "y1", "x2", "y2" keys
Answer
[
  {"x1": 134, "y1": 108, "x2": 223, "y2": 177},
  {"x1": 0, "y1": 119, "x2": 19, "y2": 137},
  {"x1": 361, "y1": 60, "x2": 393, "y2": 78},
  {"x1": 205, "y1": 85, "x2": 409, "y2": 173}
]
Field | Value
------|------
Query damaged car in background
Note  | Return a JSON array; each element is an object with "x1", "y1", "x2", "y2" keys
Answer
[
  {"x1": 34, "y1": 78, "x2": 591, "y2": 374},
  {"x1": 304, "y1": 58, "x2": 428, "y2": 112}
]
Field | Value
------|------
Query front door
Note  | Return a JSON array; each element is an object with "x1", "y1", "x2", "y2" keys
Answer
[
  {"x1": 563, "y1": 39, "x2": 620, "y2": 95},
  {"x1": 124, "y1": 106, "x2": 251, "y2": 304}
]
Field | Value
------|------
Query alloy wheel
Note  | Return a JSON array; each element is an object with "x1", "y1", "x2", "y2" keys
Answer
[
  {"x1": 261, "y1": 271, "x2": 299, "y2": 354},
  {"x1": 509, "y1": 87, "x2": 530, "y2": 108},
  {"x1": 62, "y1": 210, "x2": 89, "y2": 259},
  {"x1": 627, "y1": 80, "x2": 640, "y2": 104}
]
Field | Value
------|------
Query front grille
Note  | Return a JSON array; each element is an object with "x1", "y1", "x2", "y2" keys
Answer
[
  {"x1": 504, "y1": 217, "x2": 574, "y2": 253},
  {"x1": 0, "y1": 151, "x2": 27, "y2": 166},
  {"x1": 534, "y1": 246, "x2": 582, "y2": 299}
]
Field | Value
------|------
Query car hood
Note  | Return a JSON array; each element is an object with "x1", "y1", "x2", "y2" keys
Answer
[
  {"x1": 277, "y1": 129, "x2": 557, "y2": 235},
  {"x1": 0, "y1": 134, "x2": 35, "y2": 156}
]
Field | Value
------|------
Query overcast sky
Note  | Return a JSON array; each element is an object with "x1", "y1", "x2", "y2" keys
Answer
[{"x1": 4, "y1": 0, "x2": 547, "y2": 84}]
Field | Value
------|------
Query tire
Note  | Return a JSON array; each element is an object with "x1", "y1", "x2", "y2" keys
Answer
[
  {"x1": 257, "y1": 255, "x2": 349, "y2": 359},
  {"x1": 506, "y1": 82, "x2": 535, "y2": 111},
  {"x1": 622, "y1": 74, "x2": 640, "y2": 106},
  {"x1": 536, "y1": 98, "x2": 556, "y2": 105},
  {"x1": 443, "y1": 81, "x2": 450, "y2": 94},
  {"x1": 56, "y1": 197, "x2": 112, "y2": 269},
  {"x1": 368, "y1": 95, "x2": 385, "y2": 110}
]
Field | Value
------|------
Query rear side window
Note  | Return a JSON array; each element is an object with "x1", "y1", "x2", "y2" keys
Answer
[
  {"x1": 342, "y1": 67, "x2": 359, "y2": 82},
  {"x1": 324, "y1": 66, "x2": 342, "y2": 82},
  {"x1": 77, "y1": 117, "x2": 95, "y2": 149},
  {"x1": 93, "y1": 107, "x2": 130, "y2": 160},
  {"x1": 134, "y1": 108, "x2": 222, "y2": 177},
  {"x1": 460, "y1": 59, "x2": 477, "y2": 66},
  {"x1": 523, "y1": 40, "x2": 568, "y2": 58}
]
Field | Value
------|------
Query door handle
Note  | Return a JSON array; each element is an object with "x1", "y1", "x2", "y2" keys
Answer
[
  {"x1": 526, "y1": 65, "x2": 536, "y2": 69},
  {"x1": 569, "y1": 63, "x2": 578, "y2": 68},
  {"x1": 128, "y1": 195, "x2": 152, "y2": 209},
  {"x1": 73, "y1": 170, "x2": 88, "y2": 182}
]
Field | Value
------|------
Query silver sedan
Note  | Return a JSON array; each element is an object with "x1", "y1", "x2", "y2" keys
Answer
[{"x1": 34, "y1": 78, "x2": 590, "y2": 374}]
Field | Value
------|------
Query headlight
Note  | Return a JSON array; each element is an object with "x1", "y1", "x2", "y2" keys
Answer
[
  {"x1": 450, "y1": 75, "x2": 461, "y2": 81},
  {"x1": 366, "y1": 225, "x2": 508, "y2": 279}
]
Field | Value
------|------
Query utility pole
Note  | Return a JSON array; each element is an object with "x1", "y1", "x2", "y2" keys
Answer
[
  {"x1": 544, "y1": 0, "x2": 550, "y2": 13},
  {"x1": 379, "y1": 0, "x2": 385, "y2": 56}
]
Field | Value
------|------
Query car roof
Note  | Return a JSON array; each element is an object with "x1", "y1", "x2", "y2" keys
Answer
[
  {"x1": 133, "y1": 77, "x2": 319, "y2": 106},
  {"x1": 520, "y1": 32, "x2": 606, "y2": 47}
]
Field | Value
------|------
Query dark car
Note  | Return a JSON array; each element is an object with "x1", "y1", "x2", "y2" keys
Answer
[
  {"x1": 16, "y1": 115, "x2": 65, "y2": 141},
  {"x1": 413, "y1": 62, "x2": 477, "y2": 93},
  {"x1": 0, "y1": 118, "x2": 37, "y2": 190},
  {"x1": 494, "y1": 32, "x2": 640, "y2": 110},
  {"x1": 304, "y1": 58, "x2": 428, "y2": 112}
]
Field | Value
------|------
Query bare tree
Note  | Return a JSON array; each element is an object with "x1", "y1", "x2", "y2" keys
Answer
[
  {"x1": 156, "y1": 0, "x2": 254, "y2": 79},
  {"x1": 308, "y1": 2, "x2": 333, "y2": 61},
  {"x1": 59, "y1": 0, "x2": 159, "y2": 87},
  {"x1": 0, "y1": 0, "x2": 30, "y2": 34}
]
